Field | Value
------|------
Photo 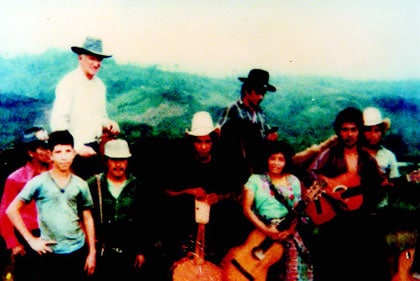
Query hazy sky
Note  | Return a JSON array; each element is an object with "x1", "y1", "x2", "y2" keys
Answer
[{"x1": 1, "y1": 0, "x2": 419, "y2": 80}]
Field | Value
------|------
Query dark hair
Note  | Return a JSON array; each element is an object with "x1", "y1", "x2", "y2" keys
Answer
[
  {"x1": 240, "y1": 82, "x2": 267, "y2": 98},
  {"x1": 48, "y1": 130, "x2": 74, "y2": 150},
  {"x1": 264, "y1": 140, "x2": 295, "y2": 173},
  {"x1": 333, "y1": 107, "x2": 364, "y2": 136}
]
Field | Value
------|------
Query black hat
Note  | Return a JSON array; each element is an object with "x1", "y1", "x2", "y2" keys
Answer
[
  {"x1": 21, "y1": 127, "x2": 49, "y2": 149},
  {"x1": 238, "y1": 69, "x2": 276, "y2": 92},
  {"x1": 71, "y1": 37, "x2": 112, "y2": 59}
]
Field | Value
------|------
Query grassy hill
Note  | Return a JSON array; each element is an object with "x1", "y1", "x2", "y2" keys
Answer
[{"x1": 0, "y1": 50, "x2": 419, "y2": 162}]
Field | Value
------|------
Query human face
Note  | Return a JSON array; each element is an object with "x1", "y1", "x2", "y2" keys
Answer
[
  {"x1": 107, "y1": 158, "x2": 128, "y2": 179},
  {"x1": 193, "y1": 135, "x2": 213, "y2": 162},
  {"x1": 29, "y1": 146, "x2": 52, "y2": 167},
  {"x1": 79, "y1": 54, "x2": 103, "y2": 80},
  {"x1": 51, "y1": 144, "x2": 75, "y2": 172},
  {"x1": 244, "y1": 89, "x2": 266, "y2": 110},
  {"x1": 268, "y1": 152, "x2": 286, "y2": 176},
  {"x1": 363, "y1": 125, "x2": 382, "y2": 147},
  {"x1": 339, "y1": 122, "x2": 359, "y2": 148}
]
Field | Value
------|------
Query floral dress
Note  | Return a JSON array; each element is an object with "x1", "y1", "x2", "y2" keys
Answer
[{"x1": 244, "y1": 173, "x2": 314, "y2": 281}]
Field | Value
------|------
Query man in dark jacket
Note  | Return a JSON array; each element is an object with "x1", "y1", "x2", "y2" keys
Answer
[{"x1": 87, "y1": 139, "x2": 153, "y2": 281}]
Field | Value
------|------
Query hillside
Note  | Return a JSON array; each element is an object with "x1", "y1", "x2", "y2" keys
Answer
[{"x1": 0, "y1": 50, "x2": 419, "y2": 162}]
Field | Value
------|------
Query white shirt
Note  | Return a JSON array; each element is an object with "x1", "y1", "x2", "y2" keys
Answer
[
  {"x1": 50, "y1": 66, "x2": 111, "y2": 151},
  {"x1": 375, "y1": 145, "x2": 401, "y2": 179}
]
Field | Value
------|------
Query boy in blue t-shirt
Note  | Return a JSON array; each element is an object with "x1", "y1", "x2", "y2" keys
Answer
[{"x1": 6, "y1": 130, "x2": 96, "y2": 281}]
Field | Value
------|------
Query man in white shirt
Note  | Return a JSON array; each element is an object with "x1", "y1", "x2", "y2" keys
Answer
[{"x1": 50, "y1": 36, "x2": 119, "y2": 179}]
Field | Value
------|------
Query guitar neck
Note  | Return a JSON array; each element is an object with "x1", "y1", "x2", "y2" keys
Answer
[{"x1": 194, "y1": 223, "x2": 206, "y2": 263}]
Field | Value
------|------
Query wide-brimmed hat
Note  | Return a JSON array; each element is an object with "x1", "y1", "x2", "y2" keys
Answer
[
  {"x1": 185, "y1": 111, "x2": 215, "y2": 137},
  {"x1": 71, "y1": 37, "x2": 112, "y2": 59},
  {"x1": 104, "y1": 139, "x2": 132, "y2": 159},
  {"x1": 363, "y1": 107, "x2": 391, "y2": 132},
  {"x1": 238, "y1": 69, "x2": 276, "y2": 92}
]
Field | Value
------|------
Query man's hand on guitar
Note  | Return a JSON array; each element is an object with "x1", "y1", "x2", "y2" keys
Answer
[{"x1": 407, "y1": 169, "x2": 420, "y2": 184}]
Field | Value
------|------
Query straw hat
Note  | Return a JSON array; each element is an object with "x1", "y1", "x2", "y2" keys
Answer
[
  {"x1": 185, "y1": 111, "x2": 215, "y2": 136},
  {"x1": 363, "y1": 107, "x2": 391, "y2": 132},
  {"x1": 104, "y1": 139, "x2": 132, "y2": 159}
]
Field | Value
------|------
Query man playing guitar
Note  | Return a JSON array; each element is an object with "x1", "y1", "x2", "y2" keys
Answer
[{"x1": 306, "y1": 107, "x2": 385, "y2": 281}]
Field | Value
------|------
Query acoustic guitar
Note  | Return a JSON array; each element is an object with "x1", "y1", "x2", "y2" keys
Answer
[
  {"x1": 220, "y1": 219, "x2": 290, "y2": 281},
  {"x1": 220, "y1": 185, "x2": 322, "y2": 281},
  {"x1": 172, "y1": 200, "x2": 222, "y2": 281},
  {"x1": 305, "y1": 172, "x2": 362, "y2": 225}
]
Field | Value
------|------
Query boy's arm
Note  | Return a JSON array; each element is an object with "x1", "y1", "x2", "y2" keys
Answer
[
  {"x1": 5, "y1": 197, "x2": 55, "y2": 255},
  {"x1": 82, "y1": 209, "x2": 96, "y2": 275}
]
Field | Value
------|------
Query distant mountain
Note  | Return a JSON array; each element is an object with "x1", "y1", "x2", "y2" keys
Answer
[{"x1": 0, "y1": 50, "x2": 419, "y2": 161}]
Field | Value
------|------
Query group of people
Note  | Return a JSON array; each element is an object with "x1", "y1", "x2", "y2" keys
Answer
[{"x1": 0, "y1": 35, "x2": 418, "y2": 281}]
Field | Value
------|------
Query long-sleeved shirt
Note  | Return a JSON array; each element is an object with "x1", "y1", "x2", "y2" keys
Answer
[
  {"x1": 87, "y1": 173, "x2": 151, "y2": 255},
  {"x1": 217, "y1": 99, "x2": 273, "y2": 175},
  {"x1": 0, "y1": 163, "x2": 40, "y2": 249},
  {"x1": 50, "y1": 66, "x2": 111, "y2": 152}
]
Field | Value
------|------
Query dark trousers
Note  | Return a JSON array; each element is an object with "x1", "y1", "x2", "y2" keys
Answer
[
  {"x1": 13, "y1": 229, "x2": 41, "y2": 281},
  {"x1": 92, "y1": 248, "x2": 145, "y2": 281},
  {"x1": 39, "y1": 246, "x2": 87, "y2": 281}
]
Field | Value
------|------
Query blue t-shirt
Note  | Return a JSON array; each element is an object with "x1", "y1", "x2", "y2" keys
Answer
[
  {"x1": 244, "y1": 174, "x2": 302, "y2": 221},
  {"x1": 18, "y1": 172, "x2": 93, "y2": 254}
]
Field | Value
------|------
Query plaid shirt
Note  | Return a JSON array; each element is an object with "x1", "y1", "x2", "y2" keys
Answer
[{"x1": 217, "y1": 99, "x2": 274, "y2": 174}]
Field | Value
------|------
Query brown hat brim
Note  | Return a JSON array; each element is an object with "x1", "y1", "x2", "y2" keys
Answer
[{"x1": 71, "y1": 46, "x2": 112, "y2": 59}]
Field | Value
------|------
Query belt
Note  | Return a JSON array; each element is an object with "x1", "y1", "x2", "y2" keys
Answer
[{"x1": 110, "y1": 247, "x2": 124, "y2": 254}]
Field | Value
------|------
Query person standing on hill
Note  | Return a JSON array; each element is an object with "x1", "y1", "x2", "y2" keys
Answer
[
  {"x1": 50, "y1": 36, "x2": 120, "y2": 179},
  {"x1": 216, "y1": 68, "x2": 278, "y2": 183},
  {"x1": 86, "y1": 139, "x2": 155, "y2": 281},
  {"x1": 163, "y1": 112, "x2": 250, "y2": 268},
  {"x1": 0, "y1": 127, "x2": 51, "y2": 281},
  {"x1": 306, "y1": 107, "x2": 385, "y2": 281},
  {"x1": 6, "y1": 130, "x2": 96, "y2": 281}
]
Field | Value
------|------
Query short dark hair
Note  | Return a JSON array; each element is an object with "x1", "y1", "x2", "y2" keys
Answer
[
  {"x1": 263, "y1": 140, "x2": 295, "y2": 173},
  {"x1": 48, "y1": 130, "x2": 74, "y2": 150},
  {"x1": 333, "y1": 107, "x2": 364, "y2": 135}
]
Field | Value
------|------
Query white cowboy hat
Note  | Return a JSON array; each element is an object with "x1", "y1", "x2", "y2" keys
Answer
[
  {"x1": 363, "y1": 107, "x2": 391, "y2": 132},
  {"x1": 185, "y1": 111, "x2": 215, "y2": 136}
]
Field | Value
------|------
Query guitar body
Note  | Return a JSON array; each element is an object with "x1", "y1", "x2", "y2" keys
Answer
[
  {"x1": 220, "y1": 229, "x2": 284, "y2": 281},
  {"x1": 172, "y1": 256, "x2": 222, "y2": 281},
  {"x1": 324, "y1": 173, "x2": 362, "y2": 211},
  {"x1": 305, "y1": 195, "x2": 337, "y2": 225},
  {"x1": 305, "y1": 172, "x2": 362, "y2": 225}
]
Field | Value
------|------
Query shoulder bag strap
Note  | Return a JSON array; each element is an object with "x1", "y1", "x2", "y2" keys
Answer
[
  {"x1": 95, "y1": 174, "x2": 103, "y2": 224},
  {"x1": 263, "y1": 174, "x2": 291, "y2": 212}
]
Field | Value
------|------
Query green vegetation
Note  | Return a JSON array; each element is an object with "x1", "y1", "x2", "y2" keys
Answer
[{"x1": 0, "y1": 50, "x2": 419, "y2": 162}]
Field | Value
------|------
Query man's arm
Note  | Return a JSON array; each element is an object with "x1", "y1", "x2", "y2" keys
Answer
[{"x1": 50, "y1": 79, "x2": 73, "y2": 131}]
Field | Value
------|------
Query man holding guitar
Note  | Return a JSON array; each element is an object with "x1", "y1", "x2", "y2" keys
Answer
[
  {"x1": 306, "y1": 107, "x2": 386, "y2": 281},
  {"x1": 222, "y1": 140, "x2": 314, "y2": 281}
]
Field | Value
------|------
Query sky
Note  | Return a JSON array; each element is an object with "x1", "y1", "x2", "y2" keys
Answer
[{"x1": 1, "y1": 0, "x2": 419, "y2": 80}]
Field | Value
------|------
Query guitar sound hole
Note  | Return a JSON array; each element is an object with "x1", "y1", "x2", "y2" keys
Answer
[
  {"x1": 333, "y1": 185, "x2": 347, "y2": 192},
  {"x1": 252, "y1": 248, "x2": 265, "y2": 260}
]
